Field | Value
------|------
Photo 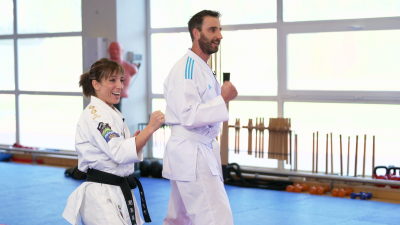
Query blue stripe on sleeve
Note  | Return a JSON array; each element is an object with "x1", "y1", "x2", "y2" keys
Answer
[
  {"x1": 185, "y1": 57, "x2": 189, "y2": 79},
  {"x1": 188, "y1": 58, "x2": 192, "y2": 79},
  {"x1": 190, "y1": 59, "x2": 194, "y2": 79}
]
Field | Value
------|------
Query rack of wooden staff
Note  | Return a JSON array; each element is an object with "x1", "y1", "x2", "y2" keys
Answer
[
  {"x1": 228, "y1": 118, "x2": 241, "y2": 154},
  {"x1": 312, "y1": 132, "x2": 375, "y2": 178},
  {"x1": 266, "y1": 118, "x2": 292, "y2": 163},
  {"x1": 239, "y1": 118, "x2": 267, "y2": 158},
  {"x1": 230, "y1": 117, "x2": 292, "y2": 160}
]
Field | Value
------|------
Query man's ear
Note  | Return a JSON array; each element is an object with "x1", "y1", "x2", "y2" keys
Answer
[
  {"x1": 193, "y1": 28, "x2": 200, "y2": 41},
  {"x1": 92, "y1": 80, "x2": 100, "y2": 91}
]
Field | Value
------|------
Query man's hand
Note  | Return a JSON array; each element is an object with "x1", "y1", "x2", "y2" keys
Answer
[
  {"x1": 148, "y1": 110, "x2": 165, "y2": 132},
  {"x1": 221, "y1": 81, "x2": 238, "y2": 103}
]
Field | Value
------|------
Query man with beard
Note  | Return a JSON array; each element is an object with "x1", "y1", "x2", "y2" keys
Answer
[{"x1": 162, "y1": 10, "x2": 237, "y2": 225}]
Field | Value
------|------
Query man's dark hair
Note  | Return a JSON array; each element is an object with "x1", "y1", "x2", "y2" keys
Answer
[{"x1": 188, "y1": 10, "x2": 221, "y2": 42}]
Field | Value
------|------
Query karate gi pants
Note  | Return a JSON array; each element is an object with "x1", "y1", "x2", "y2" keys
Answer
[
  {"x1": 79, "y1": 183, "x2": 143, "y2": 225},
  {"x1": 163, "y1": 149, "x2": 234, "y2": 225}
]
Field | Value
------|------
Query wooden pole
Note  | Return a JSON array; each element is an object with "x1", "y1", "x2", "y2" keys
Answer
[
  {"x1": 355, "y1": 135, "x2": 358, "y2": 177},
  {"x1": 248, "y1": 119, "x2": 253, "y2": 155},
  {"x1": 258, "y1": 118, "x2": 262, "y2": 158},
  {"x1": 326, "y1": 134, "x2": 328, "y2": 174},
  {"x1": 363, "y1": 134, "x2": 366, "y2": 178},
  {"x1": 330, "y1": 132, "x2": 333, "y2": 174},
  {"x1": 372, "y1": 136, "x2": 375, "y2": 177},
  {"x1": 347, "y1": 136, "x2": 350, "y2": 176},
  {"x1": 261, "y1": 118, "x2": 264, "y2": 158},
  {"x1": 316, "y1": 132, "x2": 319, "y2": 173},
  {"x1": 295, "y1": 134, "x2": 298, "y2": 172},
  {"x1": 289, "y1": 130, "x2": 292, "y2": 165},
  {"x1": 312, "y1": 133, "x2": 315, "y2": 173},
  {"x1": 340, "y1": 135, "x2": 343, "y2": 176},
  {"x1": 254, "y1": 117, "x2": 258, "y2": 158}
]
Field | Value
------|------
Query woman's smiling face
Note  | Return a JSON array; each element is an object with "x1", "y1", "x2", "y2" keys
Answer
[{"x1": 93, "y1": 72, "x2": 124, "y2": 107}]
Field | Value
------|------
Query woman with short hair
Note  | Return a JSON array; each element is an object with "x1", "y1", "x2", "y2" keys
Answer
[{"x1": 63, "y1": 58, "x2": 164, "y2": 225}]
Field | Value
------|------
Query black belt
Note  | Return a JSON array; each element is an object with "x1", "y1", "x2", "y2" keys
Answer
[{"x1": 86, "y1": 169, "x2": 151, "y2": 224}]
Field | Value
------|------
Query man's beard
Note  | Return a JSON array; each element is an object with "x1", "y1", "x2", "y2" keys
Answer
[{"x1": 198, "y1": 32, "x2": 219, "y2": 55}]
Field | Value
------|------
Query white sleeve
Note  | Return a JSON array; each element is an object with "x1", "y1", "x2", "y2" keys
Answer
[
  {"x1": 88, "y1": 114, "x2": 141, "y2": 164},
  {"x1": 167, "y1": 65, "x2": 228, "y2": 129}
]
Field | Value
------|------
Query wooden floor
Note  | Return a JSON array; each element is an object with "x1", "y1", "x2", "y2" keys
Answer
[{"x1": 1, "y1": 161, "x2": 400, "y2": 225}]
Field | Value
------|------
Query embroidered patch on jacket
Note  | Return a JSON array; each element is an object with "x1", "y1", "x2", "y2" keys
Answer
[
  {"x1": 208, "y1": 84, "x2": 212, "y2": 90},
  {"x1": 97, "y1": 122, "x2": 120, "y2": 143},
  {"x1": 89, "y1": 105, "x2": 101, "y2": 120}
]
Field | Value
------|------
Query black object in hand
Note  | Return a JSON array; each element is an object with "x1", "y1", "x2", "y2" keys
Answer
[{"x1": 223, "y1": 72, "x2": 230, "y2": 82}]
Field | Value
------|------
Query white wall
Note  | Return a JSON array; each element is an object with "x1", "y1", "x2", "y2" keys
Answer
[
  {"x1": 82, "y1": 0, "x2": 117, "y2": 42},
  {"x1": 116, "y1": 0, "x2": 148, "y2": 136}
]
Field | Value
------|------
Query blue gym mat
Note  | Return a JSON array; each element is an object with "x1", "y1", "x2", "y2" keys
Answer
[{"x1": 0, "y1": 162, "x2": 399, "y2": 225}]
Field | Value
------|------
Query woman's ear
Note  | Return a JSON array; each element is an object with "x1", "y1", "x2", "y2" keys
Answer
[{"x1": 92, "y1": 80, "x2": 100, "y2": 91}]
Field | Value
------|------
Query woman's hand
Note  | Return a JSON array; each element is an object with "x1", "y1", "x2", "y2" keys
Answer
[
  {"x1": 148, "y1": 110, "x2": 165, "y2": 132},
  {"x1": 132, "y1": 130, "x2": 140, "y2": 137},
  {"x1": 134, "y1": 111, "x2": 165, "y2": 153}
]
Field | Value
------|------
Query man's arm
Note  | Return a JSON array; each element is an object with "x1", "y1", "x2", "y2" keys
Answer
[{"x1": 165, "y1": 64, "x2": 236, "y2": 129}]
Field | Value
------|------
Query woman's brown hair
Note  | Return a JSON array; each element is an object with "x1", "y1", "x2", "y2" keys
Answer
[{"x1": 79, "y1": 58, "x2": 125, "y2": 98}]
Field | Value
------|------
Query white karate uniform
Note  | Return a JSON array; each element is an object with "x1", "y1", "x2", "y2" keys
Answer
[
  {"x1": 63, "y1": 96, "x2": 144, "y2": 225},
  {"x1": 163, "y1": 49, "x2": 234, "y2": 225}
]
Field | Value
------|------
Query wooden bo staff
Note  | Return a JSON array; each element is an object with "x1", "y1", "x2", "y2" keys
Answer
[
  {"x1": 285, "y1": 119, "x2": 290, "y2": 163},
  {"x1": 363, "y1": 134, "x2": 367, "y2": 178},
  {"x1": 267, "y1": 118, "x2": 275, "y2": 159},
  {"x1": 267, "y1": 118, "x2": 272, "y2": 159},
  {"x1": 228, "y1": 118, "x2": 241, "y2": 154},
  {"x1": 277, "y1": 119, "x2": 282, "y2": 161},
  {"x1": 347, "y1": 136, "x2": 350, "y2": 176},
  {"x1": 330, "y1": 133, "x2": 333, "y2": 174},
  {"x1": 289, "y1": 130, "x2": 292, "y2": 165},
  {"x1": 312, "y1": 133, "x2": 315, "y2": 173},
  {"x1": 316, "y1": 132, "x2": 319, "y2": 173},
  {"x1": 295, "y1": 134, "x2": 298, "y2": 172},
  {"x1": 340, "y1": 135, "x2": 343, "y2": 176},
  {"x1": 258, "y1": 118, "x2": 266, "y2": 158},
  {"x1": 242, "y1": 119, "x2": 255, "y2": 155},
  {"x1": 326, "y1": 134, "x2": 328, "y2": 174},
  {"x1": 372, "y1": 136, "x2": 375, "y2": 178},
  {"x1": 355, "y1": 135, "x2": 359, "y2": 177},
  {"x1": 255, "y1": 117, "x2": 259, "y2": 158}
]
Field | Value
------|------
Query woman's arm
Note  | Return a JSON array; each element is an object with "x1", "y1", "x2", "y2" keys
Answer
[{"x1": 134, "y1": 110, "x2": 165, "y2": 154}]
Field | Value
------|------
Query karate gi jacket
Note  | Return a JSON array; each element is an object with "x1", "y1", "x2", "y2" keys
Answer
[
  {"x1": 63, "y1": 96, "x2": 143, "y2": 225},
  {"x1": 163, "y1": 49, "x2": 229, "y2": 182}
]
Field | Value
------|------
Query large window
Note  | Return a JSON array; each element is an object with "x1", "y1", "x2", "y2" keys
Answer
[
  {"x1": 287, "y1": 30, "x2": 400, "y2": 91},
  {"x1": 0, "y1": 0, "x2": 82, "y2": 151},
  {"x1": 0, "y1": 94, "x2": 16, "y2": 145},
  {"x1": 150, "y1": 0, "x2": 276, "y2": 28},
  {"x1": 221, "y1": 29, "x2": 277, "y2": 96},
  {"x1": 0, "y1": 0, "x2": 13, "y2": 35},
  {"x1": 147, "y1": 1, "x2": 400, "y2": 172},
  {"x1": 283, "y1": 0, "x2": 400, "y2": 22},
  {"x1": 0, "y1": 39, "x2": 14, "y2": 90},
  {"x1": 284, "y1": 102, "x2": 400, "y2": 176}
]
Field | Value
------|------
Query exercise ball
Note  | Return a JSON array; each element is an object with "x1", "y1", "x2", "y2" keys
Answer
[
  {"x1": 140, "y1": 159, "x2": 152, "y2": 177},
  {"x1": 149, "y1": 160, "x2": 163, "y2": 178}
]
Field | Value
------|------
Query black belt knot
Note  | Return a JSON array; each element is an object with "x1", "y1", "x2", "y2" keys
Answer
[{"x1": 86, "y1": 168, "x2": 151, "y2": 224}]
